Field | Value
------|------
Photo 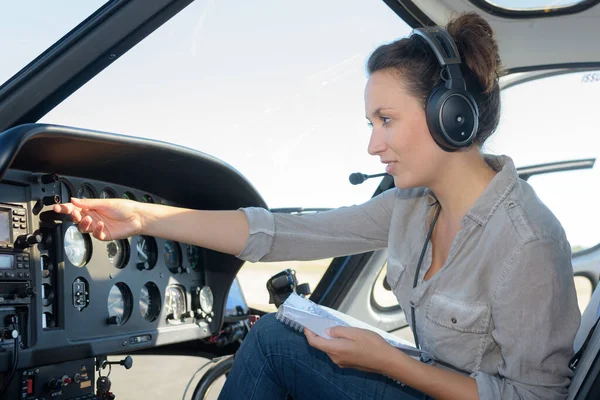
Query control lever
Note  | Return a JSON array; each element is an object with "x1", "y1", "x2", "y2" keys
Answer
[
  {"x1": 101, "y1": 356, "x2": 133, "y2": 370},
  {"x1": 266, "y1": 269, "x2": 312, "y2": 308}
]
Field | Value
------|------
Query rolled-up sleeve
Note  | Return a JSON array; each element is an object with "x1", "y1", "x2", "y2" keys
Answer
[
  {"x1": 236, "y1": 188, "x2": 397, "y2": 263},
  {"x1": 473, "y1": 237, "x2": 580, "y2": 399}
]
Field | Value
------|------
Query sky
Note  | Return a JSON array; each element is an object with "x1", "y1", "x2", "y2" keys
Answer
[{"x1": 0, "y1": 0, "x2": 598, "y2": 249}]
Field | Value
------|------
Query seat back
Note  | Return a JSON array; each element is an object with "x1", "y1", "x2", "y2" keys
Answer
[{"x1": 568, "y1": 284, "x2": 600, "y2": 399}]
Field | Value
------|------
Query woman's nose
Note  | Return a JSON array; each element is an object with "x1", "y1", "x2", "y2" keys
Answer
[{"x1": 368, "y1": 128, "x2": 386, "y2": 156}]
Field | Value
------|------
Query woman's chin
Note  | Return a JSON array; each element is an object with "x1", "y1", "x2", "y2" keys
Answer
[{"x1": 393, "y1": 175, "x2": 420, "y2": 190}]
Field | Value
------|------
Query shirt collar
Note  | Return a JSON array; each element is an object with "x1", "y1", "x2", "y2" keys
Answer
[
  {"x1": 425, "y1": 154, "x2": 518, "y2": 226},
  {"x1": 465, "y1": 154, "x2": 518, "y2": 226}
]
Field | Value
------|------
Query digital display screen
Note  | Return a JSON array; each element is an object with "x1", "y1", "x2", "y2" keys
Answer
[
  {"x1": 0, "y1": 254, "x2": 14, "y2": 270},
  {"x1": 0, "y1": 211, "x2": 9, "y2": 242}
]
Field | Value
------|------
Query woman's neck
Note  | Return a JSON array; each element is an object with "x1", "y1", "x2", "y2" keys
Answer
[{"x1": 429, "y1": 150, "x2": 497, "y2": 226}]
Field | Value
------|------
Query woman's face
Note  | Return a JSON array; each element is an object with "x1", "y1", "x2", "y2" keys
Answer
[{"x1": 365, "y1": 69, "x2": 445, "y2": 189}]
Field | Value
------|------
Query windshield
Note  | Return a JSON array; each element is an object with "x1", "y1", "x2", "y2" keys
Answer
[
  {"x1": 35, "y1": 0, "x2": 409, "y2": 208},
  {"x1": 0, "y1": 1, "x2": 108, "y2": 85}
]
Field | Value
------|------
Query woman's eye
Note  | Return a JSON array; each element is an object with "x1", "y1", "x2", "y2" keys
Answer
[
  {"x1": 366, "y1": 121, "x2": 374, "y2": 129},
  {"x1": 381, "y1": 116, "x2": 391, "y2": 125}
]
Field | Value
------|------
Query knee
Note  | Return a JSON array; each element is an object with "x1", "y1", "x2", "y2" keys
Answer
[{"x1": 243, "y1": 312, "x2": 304, "y2": 351}]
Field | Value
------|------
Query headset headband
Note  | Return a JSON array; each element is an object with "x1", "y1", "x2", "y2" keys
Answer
[{"x1": 410, "y1": 27, "x2": 466, "y2": 91}]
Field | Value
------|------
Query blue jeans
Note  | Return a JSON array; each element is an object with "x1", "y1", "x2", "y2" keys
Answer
[{"x1": 218, "y1": 313, "x2": 429, "y2": 400}]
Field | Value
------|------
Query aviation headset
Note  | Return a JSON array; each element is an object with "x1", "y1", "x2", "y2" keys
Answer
[{"x1": 410, "y1": 27, "x2": 479, "y2": 152}]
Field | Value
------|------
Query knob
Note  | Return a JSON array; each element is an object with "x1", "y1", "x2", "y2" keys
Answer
[
  {"x1": 107, "y1": 316, "x2": 121, "y2": 325},
  {"x1": 42, "y1": 195, "x2": 61, "y2": 206},
  {"x1": 14, "y1": 232, "x2": 43, "y2": 249},
  {"x1": 48, "y1": 379, "x2": 62, "y2": 390}
]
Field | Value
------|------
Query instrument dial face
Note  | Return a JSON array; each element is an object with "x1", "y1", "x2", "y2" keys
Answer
[
  {"x1": 136, "y1": 236, "x2": 158, "y2": 270},
  {"x1": 187, "y1": 245, "x2": 201, "y2": 270},
  {"x1": 199, "y1": 286, "x2": 214, "y2": 314},
  {"x1": 164, "y1": 241, "x2": 182, "y2": 273},
  {"x1": 107, "y1": 240, "x2": 130, "y2": 269},
  {"x1": 139, "y1": 282, "x2": 161, "y2": 321},
  {"x1": 165, "y1": 286, "x2": 186, "y2": 321},
  {"x1": 107, "y1": 283, "x2": 132, "y2": 325},
  {"x1": 123, "y1": 191, "x2": 136, "y2": 201},
  {"x1": 77, "y1": 183, "x2": 96, "y2": 199},
  {"x1": 100, "y1": 188, "x2": 117, "y2": 199},
  {"x1": 64, "y1": 226, "x2": 92, "y2": 267}
]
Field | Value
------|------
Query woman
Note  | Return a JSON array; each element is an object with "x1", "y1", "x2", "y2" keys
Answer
[{"x1": 54, "y1": 12, "x2": 579, "y2": 400}]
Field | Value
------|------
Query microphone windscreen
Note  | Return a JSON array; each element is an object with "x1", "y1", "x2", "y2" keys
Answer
[{"x1": 349, "y1": 173, "x2": 366, "y2": 185}]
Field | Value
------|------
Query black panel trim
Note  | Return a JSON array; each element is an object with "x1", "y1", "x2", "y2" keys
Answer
[
  {"x1": 381, "y1": 0, "x2": 435, "y2": 27},
  {"x1": 469, "y1": 0, "x2": 600, "y2": 19},
  {"x1": 0, "y1": 0, "x2": 195, "y2": 132}
]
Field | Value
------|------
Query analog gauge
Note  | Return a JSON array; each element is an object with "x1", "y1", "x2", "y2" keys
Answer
[
  {"x1": 122, "y1": 191, "x2": 137, "y2": 201},
  {"x1": 77, "y1": 183, "x2": 96, "y2": 199},
  {"x1": 164, "y1": 241, "x2": 182, "y2": 273},
  {"x1": 58, "y1": 179, "x2": 73, "y2": 202},
  {"x1": 187, "y1": 245, "x2": 201, "y2": 270},
  {"x1": 100, "y1": 188, "x2": 118, "y2": 199},
  {"x1": 107, "y1": 283, "x2": 132, "y2": 326},
  {"x1": 139, "y1": 282, "x2": 161, "y2": 322},
  {"x1": 165, "y1": 286, "x2": 186, "y2": 321},
  {"x1": 199, "y1": 286, "x2": 214, "y2": 314},
  {"x1": 142, "y1": 195, "x2": 154, "y2": 203},
  {"x1": 107, "y1": 240, "x2": 130, "y2": 269},
  {"x1": 136, "y1": 236, "x2": 158, "y2": 270},
  {"x1": 64, "y1": 225, "x2": 92, "y2": 267}
]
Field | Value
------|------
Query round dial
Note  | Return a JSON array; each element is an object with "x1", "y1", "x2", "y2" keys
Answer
[
  {"x1": 59, "y1": 180, "x2": 73, "y2": 202},
  {"x1": 64, "y1": 226, "x2": 91, "y2": 267},
  {"x1": 107, "y1": 283, "x2": 132, "y2": 326},
  {"x1": 136, "y1": 236, "x2": 158, "y2": 270},
  {"x1": 106, "y1": 240, "x2": 130, "y2": 269},
  {"x1": 100, "y1": 188, "x2": 117, "y2": 199},
  {"x1": 165, "y1": 286, "x2": 186, "y2": 321},
  {"x1": 77, "y1": 184, "x2": 96, "y2": 199},
  {"x1": 164, "y1": 241, "x2": 182, "y2": 273},
  {"x1": 187, "y1": 245, "x2": 201, "y2": 270},
  {"x1": 122, "y1": 191, "x2": 137, "y2": 201},
  {"x1": 139, "y1": 282, "x2": 161, "y2": 322},
  {"x1": 142, "y1": 195, "x2": 154, "y2": 203},
  {"x1": 199, "y1": 286, "x2": 214, "y2": 314}
]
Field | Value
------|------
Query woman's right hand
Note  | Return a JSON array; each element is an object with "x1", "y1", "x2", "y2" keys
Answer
[{"x1": 53, "y1": 197, "x2": 144, "y2": 241}]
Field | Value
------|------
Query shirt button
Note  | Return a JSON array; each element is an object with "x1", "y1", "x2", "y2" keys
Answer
[{"x1": 451, "y1": 317, "x2": 457, "y2": 324}]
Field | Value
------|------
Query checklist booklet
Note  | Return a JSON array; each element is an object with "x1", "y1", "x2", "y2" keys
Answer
[{"x1": 275, "y1": 292, "x2": 428, "y2": 359}]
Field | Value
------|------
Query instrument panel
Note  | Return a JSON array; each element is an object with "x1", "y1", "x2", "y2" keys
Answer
[
  {"x1": 49, "y1": 176, "x2": 217, "y2": 339},
  {"x1": 0, "y1": 124, "x2": 267, "y2": 399}
]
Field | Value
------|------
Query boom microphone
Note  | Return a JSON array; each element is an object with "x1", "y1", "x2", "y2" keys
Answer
[{"x1": 348, "y1": 172, "x2": 388, "y2": 185}]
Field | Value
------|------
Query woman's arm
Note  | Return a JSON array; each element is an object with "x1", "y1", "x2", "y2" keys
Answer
[{"x1": 141, "y1": 205, "x2": 250, "y2": 256}]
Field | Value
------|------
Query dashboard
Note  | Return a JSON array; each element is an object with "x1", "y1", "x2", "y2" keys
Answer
[{"x1": 0, "y1": 123, "x2": 267, "y2": 399}]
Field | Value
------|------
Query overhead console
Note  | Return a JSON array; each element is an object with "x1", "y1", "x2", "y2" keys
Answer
[{"x1": 0, "y1": 123, "x2": 267, "y2": 399}]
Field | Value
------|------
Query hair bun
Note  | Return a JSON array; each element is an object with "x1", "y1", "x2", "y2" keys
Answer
[{"x1": 445, "y1": 12, "x2": 504, "y2": 93}]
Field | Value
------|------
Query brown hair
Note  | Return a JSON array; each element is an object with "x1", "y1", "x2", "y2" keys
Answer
[{"x1": 366, "y1": 12, "x2": 505, "y2": 146}]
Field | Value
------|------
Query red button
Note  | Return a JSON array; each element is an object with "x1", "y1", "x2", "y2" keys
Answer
[{"x1": 63, "y1": 377, "x2": 72, "y2": 384}]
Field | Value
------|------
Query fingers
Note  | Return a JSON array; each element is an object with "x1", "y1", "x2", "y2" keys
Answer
[
  {"x1": 93, "y1": 221, "x2": 107, "y2": 241},
  {"x1": 52, "y1": 203, "x2": 83, "y2": 223}
]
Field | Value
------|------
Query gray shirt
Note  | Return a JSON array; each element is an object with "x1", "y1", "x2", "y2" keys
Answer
[{"x1": 237, "y1": 154, "x2": 580, "y2": 400}]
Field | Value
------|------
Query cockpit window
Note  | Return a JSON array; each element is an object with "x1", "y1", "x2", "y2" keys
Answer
[
  {"x1": 39, "y1": 0, "x2": 409, "y2": 209},
  {"x1": 0, "y1": 0, "x2": 108, "y2": 85}
]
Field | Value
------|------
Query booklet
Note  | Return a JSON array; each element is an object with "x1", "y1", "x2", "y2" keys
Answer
[{"x1": 275, "y1": 292, "x2": 428, "y2": 358}]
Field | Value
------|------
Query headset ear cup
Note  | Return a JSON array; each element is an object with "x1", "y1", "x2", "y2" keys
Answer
[
  {"x1": 425, "y1": 87, "x2": 457, "y2": 152},
  {"x1": 426, "y1": 87, "x2": 479, "y2": 152}
]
